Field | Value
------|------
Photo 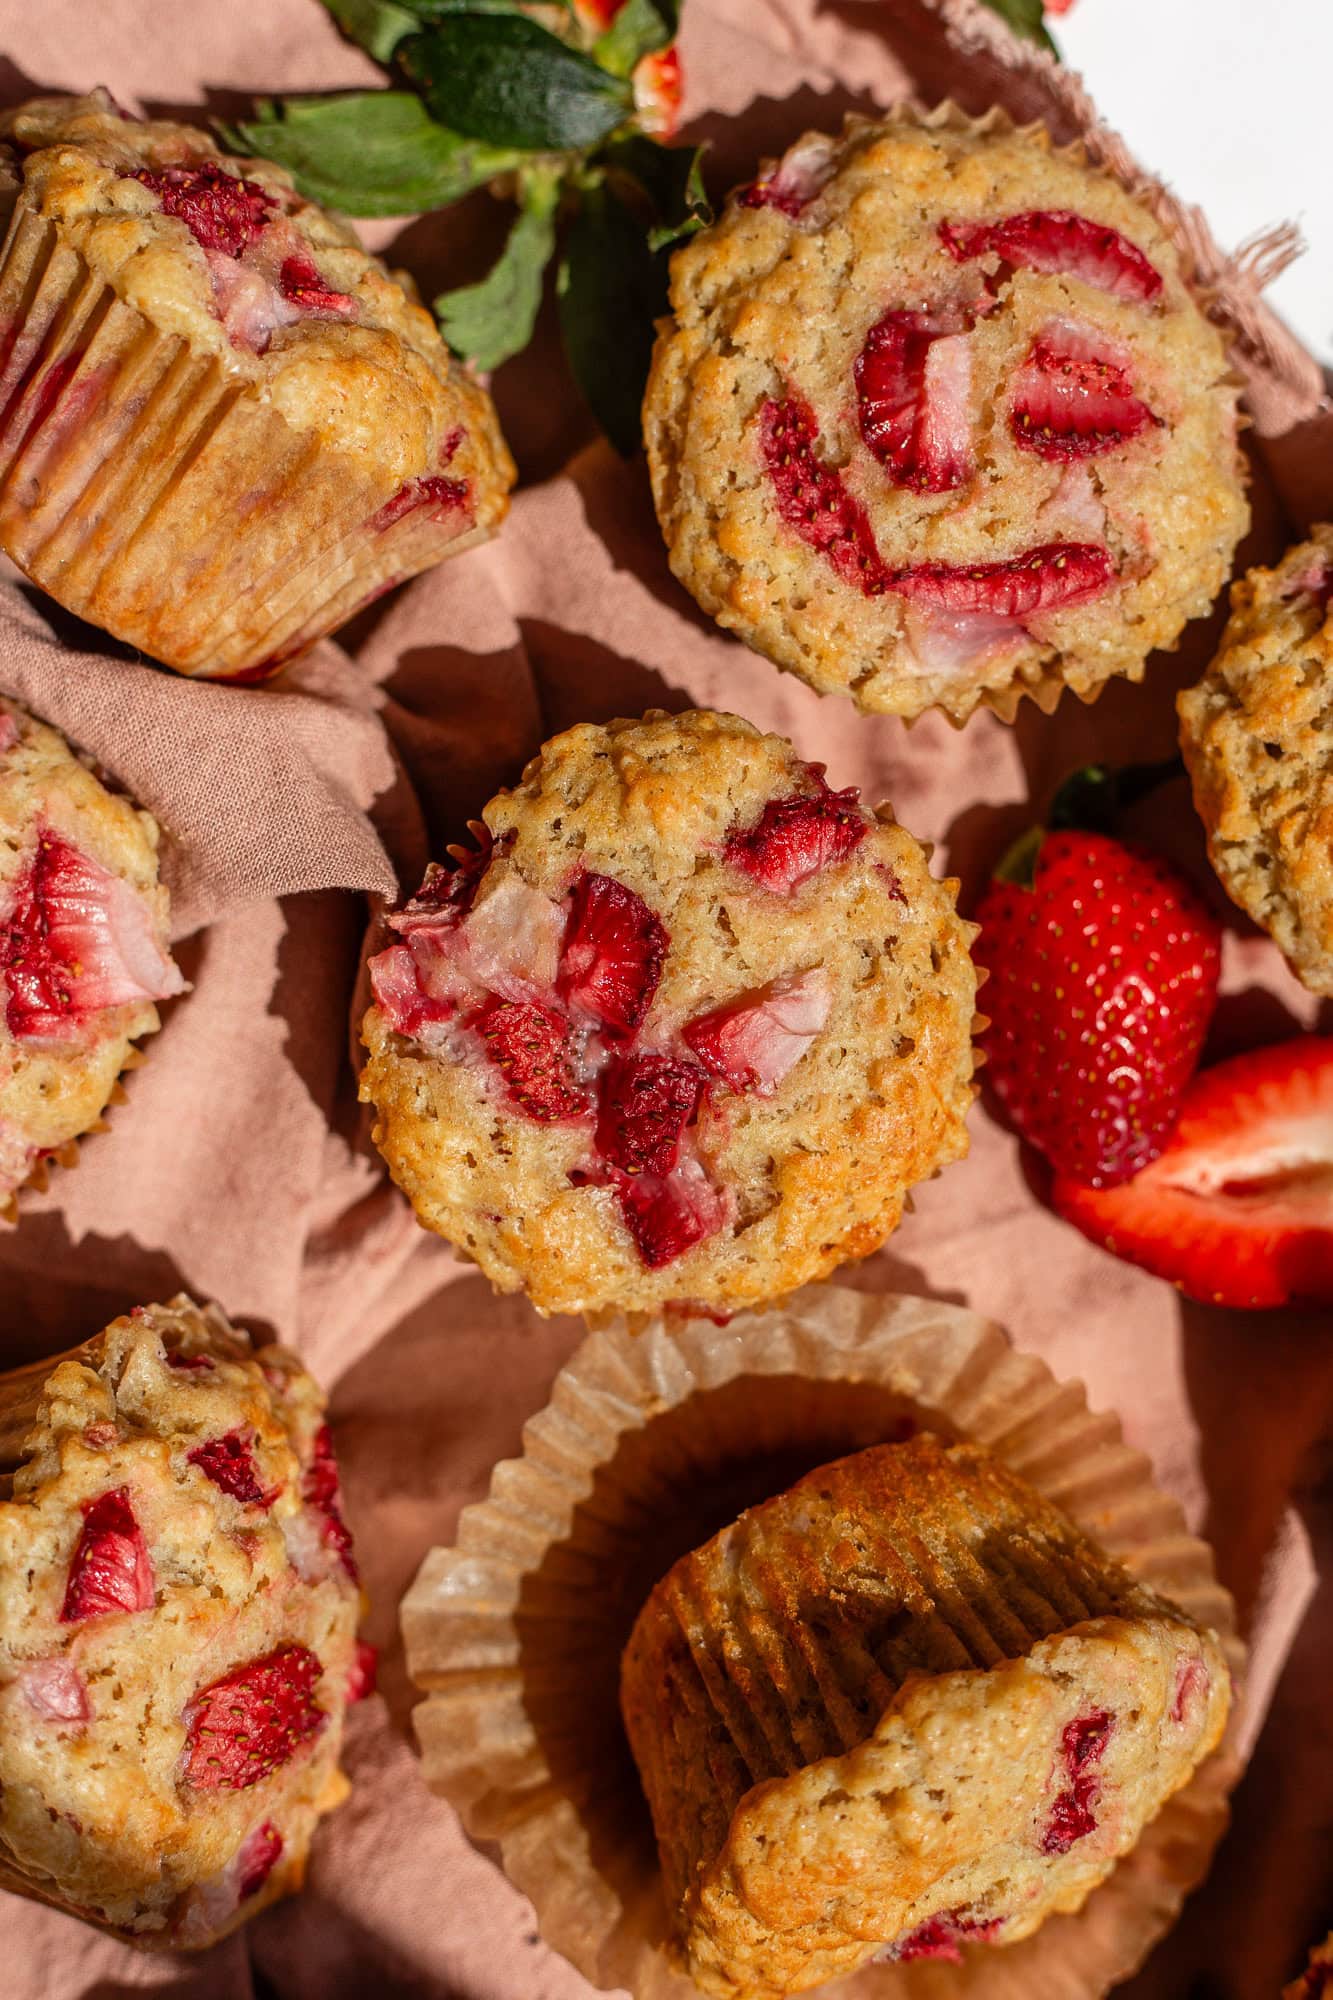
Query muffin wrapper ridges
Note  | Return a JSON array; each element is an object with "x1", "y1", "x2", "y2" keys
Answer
[
  {"x1": 1, "y1": 1043, "x2": 148, "y2": 1227},
  {"x1": 402, "y1": 1286, "x2": 1244, "y2": 2000},
  {"x1": 0, "y1": 196, "x2": 493, "y2": 680}
]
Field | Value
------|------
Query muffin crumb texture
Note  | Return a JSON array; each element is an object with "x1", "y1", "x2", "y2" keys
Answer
[
  {"x1": 644, "y1": 109, "x2": 1247, "y2": 723},
  {"x1": 1179, "y1": 524, "x2": 1333, "y2": 995},
  {"x1": 359, "y1": 709, "x2": 977, "y2": 1320},
  {"x1": 0, "y1": 1297, "x2": 366, "y2": 1947},
  {"x1": 620, "y1": 1436, "x2": 1230, "y2": 1998}
]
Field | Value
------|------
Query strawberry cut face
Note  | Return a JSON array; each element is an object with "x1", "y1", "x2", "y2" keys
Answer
[
  {"x1": 475, "y1": 996, "x2": 590, "y2": 1122},
  {"x1": 889, "y1": 542, "x2": 1115, "y2": 621},
  {"x1": 132, "y1": 163, "x2": 276, "y2": 258},
  {"x1": 683, "y1": 968, "x2": 832, "y2": 1092},
  {"x1": 1041, "y1": 1707, "x2": 1114, "y2": 1855},
  {"x1": 855, "y1": 307, "x2": 976, "y2": 492},
  {"x1": 596, "y1": 1052, "x2": 702, "y2": 1177},
  {"x1": 61, "y1": 1487, "x2": 155, "y2": 1623},
  {"x1": 303, "y1": 1423, "x2": 359, "y2": 1581},
  {"x1": 183, "y1": 1644, "x2": 325, "y2": 1791},
  {"x1": 188, "y1": 1429, "x2": 277, "y2": 1509},
  {"x1": 557, "y1": 872, "x2": 668, "y2": 1037},
  {"x1": 725, "y1": 771, "x2": 868, "y2": 893},
  {"x1": 759, "y1": 395, "x2": 892, "y2": 596},
  {"x1": 277, "y1": 252, "x2": 356, "y2": 318},
  {"x1": 0, "y1": 826, "x2": 185, "y2": 1044},
  {"x1": 617, "y1": 1154, "x2": 728, "y2": 1268},
  {"x1": 939, "y1": 210, "x2": 1164, "y2": 305},
  {"x1": 1011, "y1": 321, "x2": 1160, "y2": 461}
]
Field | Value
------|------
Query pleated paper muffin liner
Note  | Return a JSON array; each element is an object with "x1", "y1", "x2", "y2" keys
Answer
[
  {"x1": 0, "y1": 195, "x2": 500, "y2": 682},
  {"x1": 402, "y1": 1286, "x2": 1244, "y2": 2000},
  {"x1": 1, "y1": 1041, "x2": 151, "y2": 1227}
]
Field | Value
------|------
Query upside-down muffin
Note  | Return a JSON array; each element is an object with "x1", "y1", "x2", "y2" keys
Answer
[
  {"x1": 644, "y1": 108, "x2": 1247, "y2": 725},
  {"x1": 0, "y1": 92, "x2": 514, "y2": 680},
  {"x1": 621, "y1": 1435, "x2": 1231, "y2": 1998},
  {"x1": 0, "y1": 694, "x2": 184, "y2": 1218},
  {"x1": 360, "y1": 709, "x2": 977, "y2": 1321},
  {"x1": 0, "y1": 1297, "x2": 372, "y2": 1947},
  {"x1": 1179, "y1": 526, "x2": 1333, "y2": 995}
]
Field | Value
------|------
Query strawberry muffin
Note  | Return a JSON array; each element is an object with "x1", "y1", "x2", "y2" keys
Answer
[
  {"x1": 0, "y1": 695, "x2": 184, "y2": 1218},
  {"x1": 1178, "y1": 526, "x2": 1333, "y2": 995},
  {"x1": 644, "y1": 109, "x2": 1247, "y2": 724},
  {"x1": 0, "y1": 92, "x2": 514, "y2": 680},
  {"x1": 621, "y1": 1435, "x2": 1231, "y2": 1998},
  {"x1": 0, "y1": 1297, "x2": 370, "y2": 1948},
  {"x1": 1287, "y1": 1933, "x2": 1333, "y2": 1998},
  {"x1": 360, "y1": 709, "x2": 977, "y2": 1321}
]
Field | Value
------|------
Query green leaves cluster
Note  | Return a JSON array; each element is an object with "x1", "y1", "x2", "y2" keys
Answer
[{"x1": 227, "y1": 0, "x2": 706, "y2": 454}]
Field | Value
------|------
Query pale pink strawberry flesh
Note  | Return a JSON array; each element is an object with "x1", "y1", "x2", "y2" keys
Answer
[
  {"x1": 60, "y1": 1487, "x2": 155, "y2": 1622},
  {"x1": 939, "y1": 210, "x2": 1164, "y2": 304},
  {"x1": 0, "y1": 712, "x2": 17, "y2": 755},
  {"x1": 618, "y1": 1155, "x2": 728, "y2": 1269},
  {"x1": 1171, "y1": 1656, "x2": 1207, "y2": 1723},
  {"x1": 739, "y1": 138, "x2": 835, "y2": 216},
  {"x1": 235, "y1": 1821, "x2": 283, "y2": 1902},
  {"x1": 1041, "y1": 1707, "x2": 1113, "y2": 1854},
  {"x1": 187, "y1": 1429, "x2": 276, "y2": 1508},
  {"x1": 760, "y1": 395, "x2": 891, "y2": 595},
  {"x1": 725, "y1": 771, "x2": 868, "y2": 891},
  {"x1": 21, "y1": 1657, "x2": 91, "y2": 1723},
  {"x1": 684, "y1": 968, "x2": 831, "y2": 1091},
  {"x1": 855, "y1": 307, "x2": 976, "y2": 491},
  {"x1": 0, "y1": 827, "x2": 185, "y2": 1043},
  {"x1": 1011, "y1": 321, "x2": 1159, "y2": 460}
]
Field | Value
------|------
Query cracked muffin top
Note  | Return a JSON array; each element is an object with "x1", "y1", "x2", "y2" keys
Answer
[
  {"x1": 644, "y1": 110, "x2": 1247, "y2": 725},
  {"x1": 359, "y1": 708, "x2": 978, "y2": 1321}
]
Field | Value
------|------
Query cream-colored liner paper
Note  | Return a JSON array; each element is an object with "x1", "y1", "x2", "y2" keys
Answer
[{"x1": 402, "y1": 1287, "x2": 1244, "y2": 2000}]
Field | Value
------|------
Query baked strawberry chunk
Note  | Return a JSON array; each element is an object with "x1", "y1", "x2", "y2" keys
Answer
[
  {"x1": 20, "y1": 1658, "x2": 91, "y2": 1724},
  {"x1": 61, "y1": 1487, "x2": 155, "y2": 1623},
  {"x1": 277, "y1": 252, "x2": 356, "y2": 318},
  {"x1": 739, "y1": 137, "x2": 836, "y2": 217},
  {"x1": 939, "y1": 210, "x2": 1164, "y2": 304},
  {"x1": 1041, "y1": 1708, "x2": 1114, "y2": 1854},
  {"x1": 596, "y1": 1052, "x2": 702, "y2": 1176},
  {"x1": 0, "y1": 827, "x2": 185, "y2": 1043},
  {"x1": 855, "y1": 307, "x2": 976, "y2": 492},
  {"x1": 183, "y1": 1644, "x2": 325, "y2": 1791},
  {"x1": 187, "y1": 1430, "x2": 276, "y2": 1509},
  {"x1": 683, "y1": 968, "x2": 831, "y2": 1091},
  {"x1": 888, "y1": 542, "x2": 1115, "y2": 620},
  {"x1": 476, "y1": 996, "x2": 590, "y2": 1121},
  {"x1": 557, "y1": 872, "x2": 668, "y2": 1037},
  {"x1": 303, "y1": 1424, "x2": 359, "y2": 1581},
  {"x1": 1011, "y1": 321, "x2": 1159, "y2": 460},
  {"x1": 760, "y1": 395, "x2": 891, "y2": 595},
  {"x1": 346, "y1": 1640, "x2": 378, "y2": 1704},
  {"x1": 132, "y1": 162, "x2": 276, "y2": 258},
  {"x1": 371, "y1": 473, "x2": 471, "y2": 533},
  {"x1": 235, "y1": 1821, "x2": 284, "y2": 1902},
  {"x1": 725, "y1": 771, "x2": 867, "y2": 892},
  {"x1": 890, "y1": 1909, "x2": 1002, "y2": 1963},
  {"x1": 618, "y1": 1155, "x2": 728, "y2": 1269}
]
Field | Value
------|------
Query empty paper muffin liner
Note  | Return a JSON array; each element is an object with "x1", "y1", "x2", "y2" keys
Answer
[
  {"x1": 402, "y1": 1287, "x2": 1244, "y2": 2000},
  {"x1": 0, "y1": 193, "x2": 498, "y2": 682}
]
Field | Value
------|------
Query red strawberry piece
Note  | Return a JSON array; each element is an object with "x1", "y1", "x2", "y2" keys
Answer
[
  {"x1": 1051, "y1": 1036, "x2": 1333, "y2": 1308},
  {"x1": 235, "y1": 1821, "x2": 284, "y2": 1902},
  {"x1": 976, "y1": 828, "x2": 1221, "y2": 1187},
  {"x1": 889, "y1": 1910, "x2": 1002, "y2": 1963},
  {"x1": 0, "y1": 827, "x2": 186, "y2": 1043},
  {"x1": 855, "y1": 307, "x2": 976, "y2": 492},
  {"x1": 725, "y1": 769, "x2": 868, "y2": 893},
  {"x1": 21, "y1": 1657, "x2": 91, "y2": 1724},
  {"x1": 347, "y1": 1640, "x2": 378, "y2": 1704},
  {"x1": 183, "y1": 1644, "x2": 325, "y2": 1791},
  {"x1": 277, "y1": 251, "x2": 357, "y2": 318},
  {"x1": 683, "y1": 967, "x2": 831, "y2": 1092},
  {"x1": 1171, "y1": 1656, "x2": 1207, "y2": 1723},
  {"x1": 618, "y1": 1155, "x2": 728, "y2": 1269},
  {"x1": 1011, "y1": 321, "x2": 1159, "y2": 460},
  {"x1": 188, "y1": 1429, "x2": 276, "y2": 1508},
  {"x1": 557, "y1": 872, "x2": 668, "y2": 1037},
  {"x1": 888, "y1": 542, "x2": 1114, "y2": 620},
  {"x1": 739, "y1": 137, "x2": 836, "y2": 217},
  {"x1": 633, "y1": 45, "x2": 682, "y2": 139},
  {"x1": 759, "y1": 395, "x2": 891, "y2": 595},
  {"x1": 1041, "y1": 1707, "x2": 1114, "y2": 1855},
  {"x1": 303, "y1": 1423, "x2": 359, "y2": 1581},
  {"x1": 372, "y1": 473, "x2": 471, "y2": 533},
  {"x1": 476, "y1": 996, "x2": 590, "y2": 1121},
  {"x1": 132, "y1": 163, "x2": 276, "y2": 258},
  {"x1": 596, "y1": 1052, "x2": 702, "y2": 1177},
  {"x1": 939, "y1": 210, "x2": 1164, "y2": 305},
  {"x1": 61, "y1": 1487, "x2": 155, "y2": 1623},
  {"x1": 166, "y1": 1348, "x2": 215, "y2": 1371}
]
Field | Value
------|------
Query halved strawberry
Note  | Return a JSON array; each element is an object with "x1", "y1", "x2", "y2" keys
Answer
[
  {"x1": 596, "y1": 1052, "x2": 702, "y2": 1176},
  {"x1": 618, "y1": 1155, "x2": 728, "y2": 1268},
  {"x1": 235, "y1": 1822, "x2": 283, "y2": 1902},
  {"x1": 188, "y1": 1429, "x2": 276, "y2": 1509},
  {"x1": 476, "y1": 996, "x2": 589, "y2": 1121},
  {"x1": 725, "y1": 770, "x2": 868, "y2": 893},
  {"x1": 976, "y1": 826, "x2": 1221, "y2": 1186},
  {"x1": 939, "y1": 210, "x2": 1164, "y2": 304},
  {"x1": 60, "y1": 1487, "x2": 155, "y2": 1622},
  {"x1": 759, "y1": 395, "x2": 891, "y2": 595},
  {"x1": 889, "y1": 542, "x2": 1115, "y2": 620},
  {"x1": 1011, "y1": 321, "x2": 1159, "y2": 460},
  {"x1": 183, "y1": 1644, "x2": 325, "y2": 1791},
  {"x1": 0, "y1": 827, "x2": 186, "y2": 1043},
  {"x1": 557, "y1": 872, "x2": 668, "y2": 1037},
  {"x1": 683, "y1": 967, "x2": 832, "y2": 1092},
  {"x1": 303, "y1": 1423, "x2": 359, "y2": 1581},
  {"x1": 1052, "y1": 1037, "x2": 1333, "y2": 1308},
  {"x1": 855, "y1": 307, "x2": 976, "y2": 492},
  {"x1": 132, "y1": 163, "x2": 276, "y2": 258},
  {"x1": 277, "y1": 252, "x2": 357, "y2": 318}
]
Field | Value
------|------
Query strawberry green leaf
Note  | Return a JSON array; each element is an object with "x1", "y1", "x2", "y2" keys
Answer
[
  {"x1": 319, "y1": 0, "x2": 420, "y2": 62},
  {"x1": 593, "y1": 0, "x2": 677, "y2": 79},
  {"x1": 601, "y1": 133, "x2": 709, "y2": 250},
  {"x1": 436, "y1": 165, "x2": 562, "y2": 370},
  {"x1": 225, "y1": 93, "x2": 521, "y2": 217},
  {"x1": 402, "y1": 15, "x2": 632, "y2": 151},
  {"x1": 558, "y1": 179, "x2": 662, "y2": 456},
  {"x1": 978, "y1": 0, "x2": 1058, "y2": 53}
]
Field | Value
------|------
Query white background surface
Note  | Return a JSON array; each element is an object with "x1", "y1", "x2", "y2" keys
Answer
[{"x1": 1058, "y1": 0, "x2": 1333, "y2": 367}]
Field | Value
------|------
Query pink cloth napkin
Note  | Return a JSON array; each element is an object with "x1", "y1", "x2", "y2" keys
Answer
[{"x1": 1, "y1": 1, "x2": 1330, "y2": 1995}]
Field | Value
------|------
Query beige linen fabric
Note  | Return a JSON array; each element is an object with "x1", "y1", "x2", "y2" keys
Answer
[{"x1": 0, "y1": 1, "x2": 1329, "y2": 1995}]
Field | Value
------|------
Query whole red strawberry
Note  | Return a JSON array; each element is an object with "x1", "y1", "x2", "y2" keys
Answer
[{"x1": 975, "y1": 803, "x2": 1222, "y2": 1187}]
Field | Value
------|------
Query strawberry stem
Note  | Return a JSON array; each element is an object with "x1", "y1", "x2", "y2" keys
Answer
[
  {"x1": 994, "y1": 824, "x2": 1045, "y2": 887},
  {"x1": 1048, "y1": 757, "x2": 1184, "y2": 834}
]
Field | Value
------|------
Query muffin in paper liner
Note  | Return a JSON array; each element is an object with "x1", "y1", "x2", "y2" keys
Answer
[
  {"x1": 401, "y1": 1286, "x2": 1244, "y2": 1999},
  {"x1": 0, "y1": 95, "x2": 514, "y2": 682}
]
